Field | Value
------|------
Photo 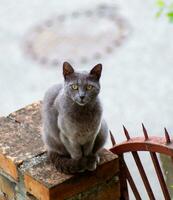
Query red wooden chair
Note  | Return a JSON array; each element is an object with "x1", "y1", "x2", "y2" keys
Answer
[{"x1": 110, "y1": 124, "x2": 173, "y2": 200}]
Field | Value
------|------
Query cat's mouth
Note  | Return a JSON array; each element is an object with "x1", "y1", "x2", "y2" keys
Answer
[{"x1": 76, "y1": 100, "x2": 87, "y2": 106}]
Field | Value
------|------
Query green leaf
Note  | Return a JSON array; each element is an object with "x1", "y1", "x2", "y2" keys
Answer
[
  {"x1": 167, "y1": 11, "x2": 173, "y2": 22},
  {"x1": 156, "y1": 0, "x2": 165, "y2": 8}
]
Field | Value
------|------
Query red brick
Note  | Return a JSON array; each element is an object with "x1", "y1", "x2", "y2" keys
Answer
[
  {"x1": 0, "y1": 174, "x2": 16, "y2": 199},
  {"x1": 69, "y1": 179, "x2": 120, "y2": 200},
  {"x1": 0, "y1": 191, "x2": 6, "y2": 200},
  {"x1": 0, "y1": 152, "x2": 18, "y2": 181},
  {"x1": 0, "y1": 195, "x2": 6, "y2": 200},
  {"x1": 25, "y1": 175, "x2": 49, "y2": 200}
]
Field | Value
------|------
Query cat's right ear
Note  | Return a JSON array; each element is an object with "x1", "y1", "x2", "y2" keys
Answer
[
  {"x1": 90, "y1": 63, "x2": 102, "y2": 80},
  {"x1": 63, "y1": 62, "x2": 74, "y2": 80}
]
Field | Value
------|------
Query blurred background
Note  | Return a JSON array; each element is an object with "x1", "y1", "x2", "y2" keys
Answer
[{"x1": 0, "y1": 0, "x2": 173, "y2": 199}]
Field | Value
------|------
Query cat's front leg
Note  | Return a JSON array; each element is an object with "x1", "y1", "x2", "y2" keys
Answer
[
  {"x1": 60, "y1": 134, "x2": 82, "y2": 160},
  {"x1": 70, "y1": 146, "x2": 83, "y2": 160},
  {"x1": 59, "y1": 134, "x2": 87, "y2": 173},
  {"x1": 82, "y1": 139, "x2": 99, "y2": 171},
  {"x1": 83, "y1": 139, "x2": 95, "y2": 157}
]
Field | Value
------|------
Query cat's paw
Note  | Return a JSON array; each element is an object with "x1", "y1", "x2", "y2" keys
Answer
[
  {"x1": 70, "y1": 157, "x2": 88, "y2": 174},
  {"x1": 56, "y1": 157, "x2": 87, "y2": 174},
  {"x1": 86, "y1": 154, "x2": 100, "y2": 171},
  {"x1": 48, "y1": 151, "x2": 87, "y2": 174}
]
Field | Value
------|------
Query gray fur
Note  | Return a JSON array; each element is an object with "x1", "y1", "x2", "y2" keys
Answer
[{"x1": 42, "y1": 62, "x2": 108, "y2": 174}]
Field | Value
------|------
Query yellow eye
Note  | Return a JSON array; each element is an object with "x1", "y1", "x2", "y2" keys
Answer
[
  {"x1": 71, "y1": 84, "x2": 78, "y2": 90},
  {"x1": 87, "y1": 85, "x2": 93, "y2": 90}
]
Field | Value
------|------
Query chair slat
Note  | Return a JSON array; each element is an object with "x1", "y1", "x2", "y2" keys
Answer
[
  {"x1": 132, "y1": 152, "x2": 155, "y2": 200},
  {"x1": 122, "y1": 158, "x2": 142, "y2": 200},
  {"x1": 150, "y1": 152, "x2": 171, "y2": 200}
]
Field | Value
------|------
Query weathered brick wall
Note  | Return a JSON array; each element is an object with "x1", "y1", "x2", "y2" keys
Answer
[{"x1": 0, "y1": 102, "x2": 120, "y2": 200}]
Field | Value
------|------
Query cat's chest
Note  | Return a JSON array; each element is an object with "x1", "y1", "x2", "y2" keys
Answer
[
  {"x1": 59, "y1": 112, "x2": 100, "y2": 131},
  {"x1": 58, "y1": 109, "x2": 101, "y2": 144}
]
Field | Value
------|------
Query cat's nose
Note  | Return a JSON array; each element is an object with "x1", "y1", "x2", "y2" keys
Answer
[{"x1": 80, "y1": 95, "x2": 85, "y2": 100}]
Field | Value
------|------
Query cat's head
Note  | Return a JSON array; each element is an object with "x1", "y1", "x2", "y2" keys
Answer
[{"x1": 63, "y1": 62, "x2": 102, "y2": 106}]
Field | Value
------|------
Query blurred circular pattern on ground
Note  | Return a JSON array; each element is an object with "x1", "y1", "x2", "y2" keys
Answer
[{"x1": 23, "y1": 4, "x2": 130, "y2": 67}]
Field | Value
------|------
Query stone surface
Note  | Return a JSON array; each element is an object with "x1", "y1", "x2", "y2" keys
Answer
[
  {"x1": 8, "y1": 101, "x2": 42, "y2": 132},
  {"x1": 0, "y1": 103, "x2": 45, "y2": 180},
  {"x1": 23, "y1": 149, "x2": 119, "y2": 200}
]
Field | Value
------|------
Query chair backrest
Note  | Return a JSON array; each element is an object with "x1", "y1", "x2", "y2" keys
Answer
[{"x1": 110, "y1": 124, "x2": 173, "y2": 200}]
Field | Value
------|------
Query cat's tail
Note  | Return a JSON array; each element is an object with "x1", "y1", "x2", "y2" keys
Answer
[{"x1": 48, "y1": 151, "x2": 90, "y2": 174}]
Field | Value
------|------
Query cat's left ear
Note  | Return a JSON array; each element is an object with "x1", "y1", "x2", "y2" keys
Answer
[
  {"x1": 63, "y1": 62, "x2": 74, "y2": 80},
  {"x1": 90, "y1": 64, "x2": 102, "y2": 80}
]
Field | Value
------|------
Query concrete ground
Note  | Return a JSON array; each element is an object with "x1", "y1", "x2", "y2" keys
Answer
[{"x1": 0, "y1": 0, "x2": 173, "y2": 199}]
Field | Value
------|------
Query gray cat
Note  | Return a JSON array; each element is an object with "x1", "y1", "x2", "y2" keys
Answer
[{"x1": 42, "y1": 62, "x2": 108, "y2": 174}]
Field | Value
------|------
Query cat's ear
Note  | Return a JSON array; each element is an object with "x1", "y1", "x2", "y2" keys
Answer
[
  {"x1": 63, "y1": 62, "x2": 74, "y2": 80},
  {"x1": 90, "y1": 64, "x2": 102, "y2": 80}
]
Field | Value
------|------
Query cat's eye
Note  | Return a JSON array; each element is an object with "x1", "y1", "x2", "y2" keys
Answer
[
  {"x1": 71, "y1": 84, "x2": 78, "y2": 90},
  {"x1": 86, "y1": 85, "x2": 93, "y2": 90}
]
